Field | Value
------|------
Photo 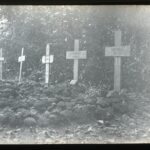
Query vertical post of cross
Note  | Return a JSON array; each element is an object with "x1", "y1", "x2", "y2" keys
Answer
[
  {"x1": 18, "y1": 48, "x2": 25, "y2": 83},
  {"x1": 74, "y1": 39, "x2": 79, "y2": 82},
  {"x1": 114, "y1": 30, "x2": 121, "y2": 92},
  {"x1": 45, "y1": 43, "x2": 50, "y2": 84},
  {"x1": 0, "y1": 48, "x2": 4, "y2": 81}
]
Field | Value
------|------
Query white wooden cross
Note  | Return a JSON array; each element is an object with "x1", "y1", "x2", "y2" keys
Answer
[
  {"x1": 18, "y1": 48, "x2": 25, "y2": 83},
  {"x1": 0, "y1": 48, "x2": 4, "y2": 80},
  {"x1": 42, "y1": 43, "x2": 54, "y2": 84},
  {"x1": 105, "y1": 30, "x2": 130, "y2": 92},
  {"x1": 66, "y1": 39, "x2": 87, "y2": 85}
]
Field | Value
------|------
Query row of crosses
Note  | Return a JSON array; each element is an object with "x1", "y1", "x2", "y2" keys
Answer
[{"x1": 0, "y1": 30, "x2": 131, "y2": 92}]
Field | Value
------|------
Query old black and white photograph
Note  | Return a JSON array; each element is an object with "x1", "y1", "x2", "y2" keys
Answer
[{"x1": 0, "y1": 5, "x2": 148, "y2": 143}]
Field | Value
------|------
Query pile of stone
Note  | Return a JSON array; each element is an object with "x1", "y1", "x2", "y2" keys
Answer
[{"x1": 0, "y1": 80, "x2": 136, "y2": 128}]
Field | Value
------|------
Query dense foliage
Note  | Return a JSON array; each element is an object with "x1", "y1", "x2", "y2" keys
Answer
[{"x1": 0, "y1": 6, "x2": 149, "y2": 92}]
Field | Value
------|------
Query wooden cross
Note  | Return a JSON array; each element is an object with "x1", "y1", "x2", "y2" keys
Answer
[
  {"x1": 42, "y1": 43, "x2": 54, "y2": 84},
  {"x1": 66, "y1": 39, "x2": 87, "y2": 85},
  {"x1": 105, "y1": 30, "x2": 130, "y2": 92},
  {"x1": 18, "y1": 48, "x2": 25, "y2": 83},
  {"x1": 0, "y1": 48, "x2": 4, "y2": 80}
]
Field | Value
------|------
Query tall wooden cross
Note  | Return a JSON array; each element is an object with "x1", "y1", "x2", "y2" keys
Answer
[
  {"x1": 105, "y1": 30, "x2": 131, "y2": 92},
  {"x1": 42, "y1": 43, "x2": 54, "y2": 84},
  {"x1": 18, "y1": 48, "x2": 25, "y2": 83},
  {"x1": 66, "y1": 39, "x2": 87, "y2": 85},
  {"x1": 0, "y1": 48, "x2": 4, "y2": 80}
]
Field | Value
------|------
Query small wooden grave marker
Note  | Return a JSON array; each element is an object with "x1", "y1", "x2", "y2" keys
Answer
[
  {"x1": 66, "y1": 39, "x2": 87, "y2": 85},
  {"x1": 105, "y1": 30, "x2": 131, "y2": 92},
  {"x1": 42, "y1": 43, "x2": 54, "y2": 84},
  {"x1": 0, "y1": 48, "x2": 4, "y2": 80},
  {"x1": 18, "y1": 48, "x2": 25, "y2": 83}
]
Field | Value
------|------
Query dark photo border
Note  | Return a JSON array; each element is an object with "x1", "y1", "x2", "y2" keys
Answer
[{"x1": 0, "y1": 0, "x2": 149, "y2": 5}]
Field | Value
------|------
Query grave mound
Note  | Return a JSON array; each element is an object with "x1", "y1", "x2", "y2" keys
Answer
[{"x1": 0, "y1": 80, "x2": 136, "y2": 128}]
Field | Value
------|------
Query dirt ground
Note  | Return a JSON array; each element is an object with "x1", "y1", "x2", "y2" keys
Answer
[{"x1": 0, "y1": 92, "x2": 149, "y2": 144}]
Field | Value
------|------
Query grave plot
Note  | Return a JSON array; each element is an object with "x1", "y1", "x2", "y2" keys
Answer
[{"x1": 0, "y1": 36, "x2": 136, "y2": 129}]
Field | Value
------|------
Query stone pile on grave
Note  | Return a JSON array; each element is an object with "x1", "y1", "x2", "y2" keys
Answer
[{"x1": 0, "y1": 80, "x2": 135, "y2": 128}]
